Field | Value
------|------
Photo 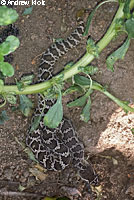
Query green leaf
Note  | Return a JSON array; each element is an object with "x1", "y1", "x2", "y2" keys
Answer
[
  {"x1": 67, "y1": 94, "x2": 88, "y2": 107},
  {"x1": 0, "y1": 71, "x2": 5, "y2": 81},
  {"x1": 52, "y1": 73, "x2": 64, "y2": 85},
  {"x1": 11, "y1": 106, "x2": 19, "y2": 112},
  {"x1": 43, "y1": 197, "x2": 57, "y2": 200},
  {"x1": 20, "y1": 74, "x2": 34, "y2": 84},
  {"x1": 67, "y1": 87, "x2": 92, "y2": 108},
  {"x1": 18, "y1": 184, "x2": 26, "y2": 192},
  {"x1": 83, "y1": 9, "x2": 95, "y2": 36},
  {"x1": 44, "y1": 91, "x2": 63, "y2": 128},
  {"x1": 19, "y1": 95, "x2": 33, "y2": 117},
  {"x1": 74, "y1": 75, "x2": 91, "y2": 86},
  {"x1": 125, "y1": 18, "x2": 134, "y2": 39},
  {"x1": 118, "y1": 0, "x2": 126, "y2": 3},
  {"x1": 83, "y1": 0, "x2": 117, "y2": 36},
  {"x1": 0, "y1": 62, "x2": 14, "y2": 77},
  {"x1": 30, "y1": 115, "x2": 42, "y2": 132},
  {"x1": 80, "y1": 96, "x2": 91, "y2": 122},
  {"x1": 43, "y1": 88, "x2": 57, "y2": 100},
  {"x1": 63, "y1": 85, "x2": 84, "y2": 96},
  {"x1": 0, "y1": 6, "x2": 18, "y2": 25},
  {"x1": 0, "y1": 79, "x2": 4, "y2": 94},
  {"x1": 121, "y1": 100, "x2": 130, "y2": 113},
  {"x1": 0, "y1": 35, "x2": 20, "y2": 56},
  {"x1": 16, "y1": 81, "x2": 24, "y2": 91},
  {"x1": 17, "y1": 74, "x2": 34, "y2": 91},
  {"x1": 114, "y1": 18, "x2": 125, "y2": 33},
  {"x1": 131, "y1": 128, "x2": 134, "y2": 134},
  {"x1": 86, "y1": 38, "x2": 99, "y2": 58},
  {"x1": 123, "y1": 0, "x2": 131, "y2": 19},
  {"x1": 64, "y1": 62, "x2": 74, "y2": 70},
  {"x1": 0, "y1": 54, "x2": 4, "y2": 62},
  {"x1": 0, "y1": 79, "x2": 4, "y2": 86},
  {"x1": 6, "y1": 93, "x2": 17, "y2": 104},
  {"x1": 0, "y1": 110, "x2": 9, "y2": 125},
  {"x1": 106, "y1": 37, "x2": 130, "y2": 71},
  {"x1": 22, "y1": 6, "x2": 33, "y2": 15},
  {"x1": 24, "y1": 147, "x2": 39, "y2": 163},
  {"x1": 78, "y1": 65, "x2": 98, "y2": 75},
  {"x1": 54, "y1": 38, "x2": 64, "y2": 43}
]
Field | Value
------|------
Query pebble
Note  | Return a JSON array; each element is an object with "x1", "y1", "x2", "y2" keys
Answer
[
  {"x1": 23, "y1": 170, "x2": 30, "y2": 178},
  {"x1": 27, "y1": 176, "x2": 36, "y2": 187},
  {"x1": 4, "y1": 168, "x2": 13, "y2": 179},
  {"x1": 20, "y1": 175, "x2": 27, "y2": 183}
]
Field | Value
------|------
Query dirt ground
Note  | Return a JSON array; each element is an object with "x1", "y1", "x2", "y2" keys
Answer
[{"x1": 0, "y1": 0, "x2": 134, "y2": 200}]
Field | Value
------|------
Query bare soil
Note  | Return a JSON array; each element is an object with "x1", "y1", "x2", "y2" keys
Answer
[{"x1": 0, "y1": 0, "x2": 134, "y2": 200}]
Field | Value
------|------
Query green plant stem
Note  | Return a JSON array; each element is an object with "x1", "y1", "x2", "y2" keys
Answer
[
  {"x1": 1, "y1": 0, "x2": 134, "y2": 96},
  {"x1": 91, "y1": 82, "x2": 134, "y2": 112}
]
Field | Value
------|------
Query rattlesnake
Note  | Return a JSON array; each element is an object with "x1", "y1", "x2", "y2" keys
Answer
[{"x1": 26, "y1": 19, "x2": 98, "y2": 188}]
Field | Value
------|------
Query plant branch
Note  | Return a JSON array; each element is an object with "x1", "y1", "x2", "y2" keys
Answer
[
  {"x1": 1, "y1": 0, "x2": 134, "y2": 97},
  {"x1": 91, "y1": 82, "x2": 134, "y2": 112}
]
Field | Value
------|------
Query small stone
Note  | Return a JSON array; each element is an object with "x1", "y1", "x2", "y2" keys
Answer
[
  {"x1": 23, "y1": 171, "x2": 30, "y2": 178},
  {"x1": 27, "y1": 176, "x2": 36, "y2": 187},
  {"x1": 31, "y1": 34, "x2": 37, "y2": 40},
  {"x1": 4, "y1": 168, "x2": 13, "y2": 179},
  {"x1": 20, "y1": 176, "x2": 27, "y2": 183},
  {"x1": 61, "y1": 23, "x2": 67, "y2": 33},
  {"x1": 16, "y1": 175, "x2": 20, "y2": 179}
]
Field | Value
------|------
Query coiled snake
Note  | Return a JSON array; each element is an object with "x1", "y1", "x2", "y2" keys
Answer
[{"x1": 26, "y1": 18, "x2": 98, "y2": 190}]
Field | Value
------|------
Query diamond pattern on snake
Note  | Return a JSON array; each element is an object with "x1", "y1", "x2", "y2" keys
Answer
[{"x1": 26, "y1": 19, "x2": 98, "y2": 187}]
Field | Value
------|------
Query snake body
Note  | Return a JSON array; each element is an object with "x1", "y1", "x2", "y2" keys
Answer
[{"x1": 26, "y1": 20, "x2": 98, "y2": 185}]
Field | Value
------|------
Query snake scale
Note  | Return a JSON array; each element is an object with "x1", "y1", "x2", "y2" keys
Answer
[{"x1": 26, "y1": 19, "x2": 98, "y2": 187}]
